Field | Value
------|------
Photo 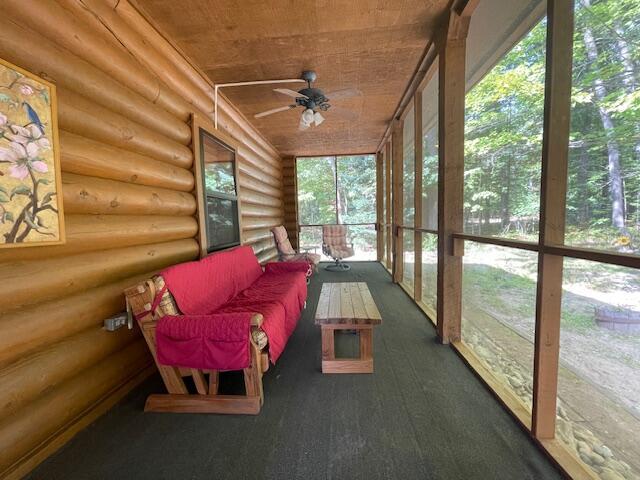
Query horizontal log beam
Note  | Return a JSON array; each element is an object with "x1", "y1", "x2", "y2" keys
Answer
[
  {"x1": 62, "y1": 173, "x2": 196, "y2": 216},
  {"x1": 0, "y1": 271, "x2": 156, "y2": 368},
  {"x1": 106, "y1": 0, "x2": 283, "y2": 164},
  {"x1": 60, "y1": 131, "x2": 194, "y2": 191},
  {"x1": 243, "y1": 229, "x2": 274, "y2": 246},
  {"x1": 242, "y1": 217, "x2": 283, "y2": 231},
  {"x1": 0, "y1": 326, "x2": 139, "y2": 421},
  {"x1": 0, "y1": 341, "x2": 150, "y2": 476},
  {"x1": 3, "y1": 0, "x2": 191, "y2": 121},
  {"x1": 80, "y1": 0, "x2": 213, "y2": 115},
  {"x1": 256, "y1": 247, "x2": 279, "y2": 265},
  {"x1": 0, "y1": 214, "x2": 198, "y2": 263},
  {"x1": 237, "y1": 160, "x2": 282, "y2": 189},
  {"x1": 237, "y1": 148, "x2": 282, "y2": 178},
  {"x1": 238, "y1": 172, "x2": 283, "y2": 199},
  {"x1": 0, "y1": 239, "x2": 198, "y2": 312},
  {"x1": 0, "y1": 14, "x2": 190, "y2": 146},
  {"x1": 240, "y1": 190, "x2": 283, "y2": 208},
  {"x1": 58, "y1": 89, "x2": 192, "y2": 169},
  {"x1": 241, "y1": 204, "x2": 283, "y2": 218}
]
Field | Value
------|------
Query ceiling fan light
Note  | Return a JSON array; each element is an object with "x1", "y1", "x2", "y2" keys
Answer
[
  {"x1": 313, "y1": 111, "x2": 325, "y2": 126},
  {"x1": 301, "y1": 108, "x2": 315, "y2": 125},
  {"x1": 299, "y1": 115, "x2": 311, "y2": 130}
]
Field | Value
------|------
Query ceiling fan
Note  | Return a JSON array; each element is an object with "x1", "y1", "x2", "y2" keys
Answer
[{"x1": 254, "y1": 70, "x2": 361, "y2": 130}]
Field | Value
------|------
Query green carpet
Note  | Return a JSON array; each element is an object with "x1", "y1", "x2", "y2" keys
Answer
[{"x1": 28, "y1": 262, "x2": 562, "y2": 479}]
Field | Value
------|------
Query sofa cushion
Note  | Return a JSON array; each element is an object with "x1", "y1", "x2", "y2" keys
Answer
[
  {"x1": 217, "y1": 270, "x2": 307, "y2": 362},
  {"x1": 161, "y1": 245, "x2": 263, "y2": 315}
]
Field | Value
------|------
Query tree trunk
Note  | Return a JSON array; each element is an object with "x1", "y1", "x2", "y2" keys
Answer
[
  {"x1": 614, "y1": 21, "x2": 640, "y2": 228},
  {"x1": 582, "y1": 4, "x2": 626, "y2": 229},
  {"x1": 501, "y1": 156, "x2": 511, "y2": 229},
  {"x1": 328, "y1": 157, "x2": 342, "y2": 224},
  {"x1": 577, "y1": 144, "x2": 589, "y2": 225}
]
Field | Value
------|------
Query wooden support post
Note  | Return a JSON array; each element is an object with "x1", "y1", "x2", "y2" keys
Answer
[
  {"x1": 532, "y1": 0, "x2": 574, "y2": 440},
  {"x1": 414, "y1": 89, "x2": 424, "y2": 301},
  {"x1": 208, "y1": 370, "x2": 219, "y2": 395},
  {"x1": 392, "y1": 122, "x2": 404, "y2": 283},
  {"x1": 321, "y1": 327, "x2": 335, "y2": 361},
  {"x1": 376, "y1": 151, "x2": 384, "y2": 262},
  {"x1": 385, "y1": 141, "x2": 393, "y2": 269},
  {"x1": 436, "y1": 12, "x2": 469, "y2": 343}
]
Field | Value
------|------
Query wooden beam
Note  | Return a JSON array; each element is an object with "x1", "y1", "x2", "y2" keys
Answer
[
  {"x1": 376, "y1": 151, "x2": 384, "y2": 261},
  {"x1": 436, "y1": 11, "x2": 469, "y2": 343},
  {"x1": 392, "y1": 122, "x2": 404, "y2": 283},
  {"x1": 414, "y1": 89, "x2": 424, "y2": 301},
  {"x1": 385, "y1": 141, "x2": 393, "y2": 269},
  {"x1": 532, "y1": 0, "x2": 574, "y2": 440}
]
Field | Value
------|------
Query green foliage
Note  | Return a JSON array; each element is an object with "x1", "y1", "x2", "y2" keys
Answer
[
  {"x1": 297, "y1": 155, "x2": 376, "y2": 225},
  {"x1": 463, "y1": 0, "x2": 640, "y2": 252}
]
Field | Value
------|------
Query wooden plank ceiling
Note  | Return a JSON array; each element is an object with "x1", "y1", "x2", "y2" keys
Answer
[{"x1": 134, "y1": 0, "x2": 450, "y2": 157}]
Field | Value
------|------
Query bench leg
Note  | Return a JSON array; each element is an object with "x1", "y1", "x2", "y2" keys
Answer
[
  {"x1": 321, "y1": 326, "x2": 374, "y2": 374},
  {"x1": 321, "y1": 326, "x2": 335, "y2": 361}
]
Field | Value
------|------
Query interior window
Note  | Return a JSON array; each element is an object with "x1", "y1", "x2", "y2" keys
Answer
[{"x1": 199, "y1": 129, "x2": 240, "y2": 252}]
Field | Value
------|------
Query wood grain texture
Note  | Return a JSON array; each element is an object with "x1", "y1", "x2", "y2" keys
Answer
[
  {"x1": 436, "y1": 12, "x2": 467, "y2": 344},
  {"x1": 0, "y1": 239, "x2": 199, "y2": 312},
  {"x1": 0, "y1": 215, "x2": 197, "y2": 263},
  {"x1": 282, "y1": 156, "x2": 299, "y2": 249},
  {"x1": 0, "y1": 341, "x2": 151, "y2": 477},
  {"x1": 144, "y1": 394, "x2": 261, "y2": 415},
  {"x1": 0, "y1": 11, "x2": 190, "y2": 146},
  {"x1": 62, "y1": 173, "x2": 197, "y2": 216},
  {"x1": 133, "y1": 0, "x2": 451, "y2": 156},
  {"x1": 0, "y1": 0, "x2": 286, "y2": 476},
  {"x1": 532, "y1": 0, "x2": 574, "y2": 441},
  {"x1": 60, "y1": 131, "x2": 195, "y2": 191},
  {"x1": 392, "y1": 123, "x2": 404, "y2": 283},
  {"x1": 315, "y1": 283, "x2": 382, "y2": 325}
]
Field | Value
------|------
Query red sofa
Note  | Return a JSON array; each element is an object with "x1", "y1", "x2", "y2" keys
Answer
[{"x1": 155, "y1": 245, "x2": 310, "y2": 371}]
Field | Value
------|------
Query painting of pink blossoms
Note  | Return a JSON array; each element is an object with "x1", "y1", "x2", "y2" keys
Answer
[{"x1": 0, "y1": 58, "x2": 64, "y2": 248}]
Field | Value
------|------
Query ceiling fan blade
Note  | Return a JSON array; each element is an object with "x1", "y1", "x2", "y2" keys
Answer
[
  {"x1": 254, "y1": 105, "x2": 296, "y2": 118},
  {"x1": 324, "y1": 88, "x2": 362, "y2": 101},
  {"x1": 274, "y1": 88, "x2": 308, "y2": 99},
  {"x1": 327, "y1": 105, "x2": 359, "y2": 121}
]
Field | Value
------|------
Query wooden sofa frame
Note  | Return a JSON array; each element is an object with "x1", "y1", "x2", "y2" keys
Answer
[{"x1": 124, "y1": 279, "x2": 269, "y2": 415}]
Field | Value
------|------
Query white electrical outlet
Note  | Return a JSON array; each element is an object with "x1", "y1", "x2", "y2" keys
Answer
[{"x1": 104, "y1": 313, "x2": 128, "y2": 331}]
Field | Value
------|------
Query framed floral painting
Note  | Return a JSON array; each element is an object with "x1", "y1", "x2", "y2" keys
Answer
[{"x1": 0, "y1": 57, "x2": 65, "y2": 248}]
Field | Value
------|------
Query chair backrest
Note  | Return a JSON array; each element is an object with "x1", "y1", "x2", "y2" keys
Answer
[
  {"x1": 322, "y1": 225, "x2": 349, "y2": 247},
  {"x1": 161, "y1": 245, "x2": 263, "y2": 314},
  {"x1": 271, "y1": 226, "x2": 296, "y2": 255}
]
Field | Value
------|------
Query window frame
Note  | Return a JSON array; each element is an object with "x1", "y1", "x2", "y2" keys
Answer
[{"x1": 191, "y1": 114, "x2": 242, "y2": 257}]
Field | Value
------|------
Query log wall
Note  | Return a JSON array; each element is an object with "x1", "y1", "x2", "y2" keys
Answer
[{"x1": 0, "y1": 1, "x2": 284, "y2": 477}]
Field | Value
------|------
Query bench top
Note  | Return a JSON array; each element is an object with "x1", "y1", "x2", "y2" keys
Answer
[{"x1": 314, "y1": 282, "x2": 382, "y2": 326}]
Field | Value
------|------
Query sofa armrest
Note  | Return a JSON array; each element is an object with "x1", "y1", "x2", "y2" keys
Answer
[
  {"x1": 250, "y1": 313, "x2": 264, "y2": 327},
  {"x1": 264, "y1": 261, "x2": 311, "y2": 275}
]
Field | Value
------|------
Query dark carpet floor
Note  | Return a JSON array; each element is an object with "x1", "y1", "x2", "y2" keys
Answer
[{"x1": 28, "y1": 262, "x2": 562, "y2": 480}]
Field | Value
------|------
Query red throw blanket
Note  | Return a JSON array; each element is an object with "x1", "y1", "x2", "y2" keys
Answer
[
  {"x1": 155, "y1": 246, "x2": 309, "y2": 370},
  {"x1": 156, "y1": 312, "x2": 253, "y2": 370}
]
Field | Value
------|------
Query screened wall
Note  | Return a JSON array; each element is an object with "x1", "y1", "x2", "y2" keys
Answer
[
  {"x1": 380, "y1": 0, "x2": 640, "y2": 478},
  {"x1": 297, "y1": 155, "x2": 377, "y2": 260}
]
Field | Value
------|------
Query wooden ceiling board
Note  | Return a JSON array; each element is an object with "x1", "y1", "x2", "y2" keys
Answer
[{"x1": 135, "y1": 0, "x2": 451, "y2": 156}]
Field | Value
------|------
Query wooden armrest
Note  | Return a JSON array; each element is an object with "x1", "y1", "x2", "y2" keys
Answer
[{"x1": 251, "y1": 313, "x2": 264, "y2": 328}]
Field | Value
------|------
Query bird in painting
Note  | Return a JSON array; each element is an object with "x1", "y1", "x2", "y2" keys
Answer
[{"x1": 22, "y1": 101, "x2": 44, "y2": 134}]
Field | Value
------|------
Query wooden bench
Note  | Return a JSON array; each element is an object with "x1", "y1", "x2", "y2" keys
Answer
[{"x1": 314, "y1": 282, "x2": 382, "y2": 373}]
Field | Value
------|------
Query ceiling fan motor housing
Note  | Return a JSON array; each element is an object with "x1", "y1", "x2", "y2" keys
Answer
[{"x1": 296, "y1": 87, "x2": 330, "y2": 111}]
